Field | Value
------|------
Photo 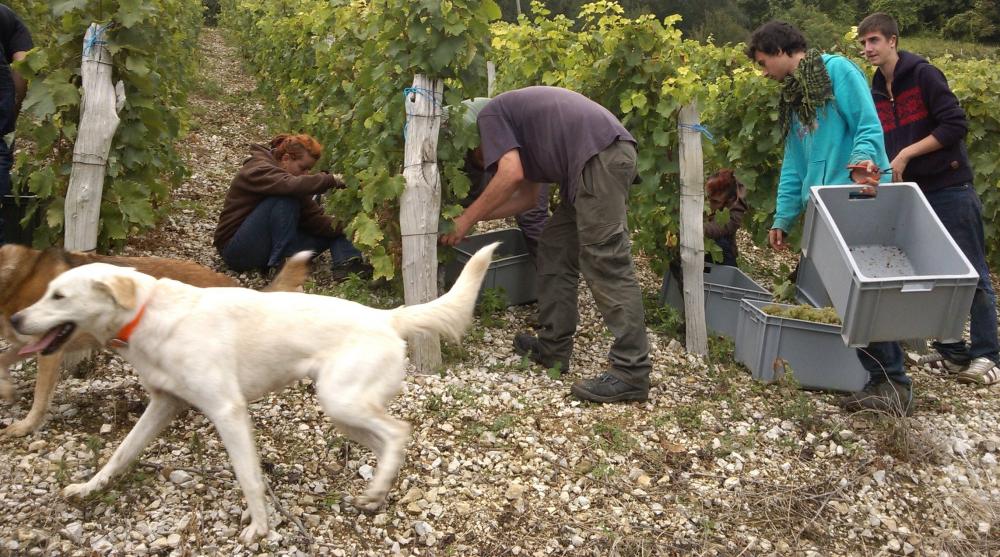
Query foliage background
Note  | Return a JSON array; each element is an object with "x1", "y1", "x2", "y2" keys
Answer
[
  {"x1": 219, "y1": 0, "x2": 1000, "y2": 274},
  {"x1": 8, "y1": 0, "x2": 202, "y2": 248},
  {"x1": 6, "y1": 0, "x2": 997, "y2": 273}
]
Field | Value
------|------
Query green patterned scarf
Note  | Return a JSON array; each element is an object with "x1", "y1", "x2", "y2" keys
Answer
[{"x1": 779, "y1": 49, "x2": 833, "y2": 138}]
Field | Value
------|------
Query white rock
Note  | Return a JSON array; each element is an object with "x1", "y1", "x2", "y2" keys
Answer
[
  {"x1": 723, "y1": 477, "x2": 740, "y2": 490},
  {"x1": 27, "y1": 440, "x2": 46, "y2": 452},
  {"x1": 100, "y1": 423, "x2": 112, "y2": 434},
  {"x1": 358, "y1": 464, "x2": 374, "y2": 481},
  {"x1": 169, "y1": 470, "x2": 193, "y2": 485},
  {"x1": 399, "y1": 487, "x2": 424, "y2": 504},
  {"x1": 61, "y1": 522, "x2": 84, "y2": 544},
  {"x1": 570, "y1": 535, "x2": 584, "y2": 547},
  {"x1": 413, "y1": 521, "x2": 433, "y2": 537},
  {"x1": 91, "y1": 536, "x2": 113, "y2": 552},
  {"x1": 873, "y1": 470, "x2": 886, "y2": 485},
  {"x1": 887, "y1": 539, "x2": 901, "y2": 552}
]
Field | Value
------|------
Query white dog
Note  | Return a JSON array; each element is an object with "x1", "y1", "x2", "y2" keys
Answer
[{"x1": 11, "y1": 243, "x2": 499, "y2": 544}]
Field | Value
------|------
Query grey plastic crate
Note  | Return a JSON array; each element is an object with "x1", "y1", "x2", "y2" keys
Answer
[
  {"x1": 662, "y1": 264, "x2": 772, "y2": 338},
  {"x1": 794, "y1": 255, "x2": 832, "y2": 308},
  {"x1": 801, "y1": 183, "x2": 978, "y2": 346},
  {"x1": 735, "y1": 299, "x2": 868, "y2": 392},
  {"x1": 444, "y1": 228, "x2": 536, "y2": 306}
]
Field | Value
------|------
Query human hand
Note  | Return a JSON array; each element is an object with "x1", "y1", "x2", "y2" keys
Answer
[
  {"x1": 768, "y1": 228, "x2": 788, "y2": 251},
  {"x1": 439, "y1": 216, "x2": 471, "y2": 247},
  {"x1": 847, "y1": 160, "x2": 881, "y2": 196}
]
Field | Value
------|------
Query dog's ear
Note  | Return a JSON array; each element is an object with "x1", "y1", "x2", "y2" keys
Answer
[{"x1": 96, "y1": 275, "x2": 138, "y2": 310}]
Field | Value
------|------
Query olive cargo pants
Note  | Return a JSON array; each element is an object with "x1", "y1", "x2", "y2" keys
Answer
[{"x1": 534, "y1": 141, "x2": 652, "y2": 389}]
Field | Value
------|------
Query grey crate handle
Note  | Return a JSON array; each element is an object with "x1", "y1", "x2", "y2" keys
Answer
[{"x1": 900, "y1": 282, "x2": 934, "y2": 293}]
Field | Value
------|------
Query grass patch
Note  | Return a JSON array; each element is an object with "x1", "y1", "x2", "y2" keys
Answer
[
  {"x1": 707, "y1": 335, "x2": 738, "y2": 367},
  {"x1": 592, "y1": 422, "x2": 635, "y2": 452},
  {"x1": 476, "y1": 287, "x2": 507, "y2": 327},
  {"x1": 309, "y1": 273, "x2": 401, "y2": 309},
  {"x1": 674, "y1": 403, "x2": 705, "y2": 429},
  {"x1": 643, "y1": 291, "x2": 684, "y2": 338}
]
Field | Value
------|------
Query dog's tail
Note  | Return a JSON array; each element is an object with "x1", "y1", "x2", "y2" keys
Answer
[
  {"x1": 263, "y1": 251, "x2": 312, "y2": 292},
  {"x1": 389, "y1": 242, "x2": 499, "y2": 342}
]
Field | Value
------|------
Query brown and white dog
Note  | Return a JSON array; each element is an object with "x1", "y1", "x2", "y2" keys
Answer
[
  {"x1": 0, "y1": 244, "x2": 308, "y2": 436},
  {"x1": 10, "y1": 242, "x2": 497, "y2": 543}
]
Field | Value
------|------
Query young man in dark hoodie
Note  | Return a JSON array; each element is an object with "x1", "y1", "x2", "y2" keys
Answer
[{"x1": 858, "y1": 13, "x2": 1000, "y2": 386}]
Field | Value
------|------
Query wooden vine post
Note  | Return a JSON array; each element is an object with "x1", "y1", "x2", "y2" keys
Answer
[
  {"x1": 400, "y1": 75, "x2": 445, "y2": 373},
  {"x1": 678, "y1": 102, "x2": 708, "y2": 356},
  {"x1": 65, "y1": 23, "x2": 126, "y2": 251}
]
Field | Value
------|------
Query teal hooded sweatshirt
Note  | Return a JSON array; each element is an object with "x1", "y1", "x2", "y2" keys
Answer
[{"x1": 772, "y1": 54, "x2": 891, "y2": 233}]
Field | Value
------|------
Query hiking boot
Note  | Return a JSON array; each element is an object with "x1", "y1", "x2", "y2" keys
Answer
[
  {"x1": 570, "y1": 372, "x2": 649, "y2": 403},
  {"x1": 838, "y1": 380, "x2": 914, "y2": 417},
  {"x1": 911, "y1": 349, "x2": 966, "y2": 374},
  {"x1": 957, "y1": 357, "x2": 1000, "y2": 386},
  {"x1": 331, "y1": 257, "x2": 373, "y2": 281},
  {"x1": 512, "y1": 334, "x2": 569, "y2": 372}
]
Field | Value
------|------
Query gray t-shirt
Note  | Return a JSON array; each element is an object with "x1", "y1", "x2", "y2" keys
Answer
[{"x1": 477, "y1": 86, "x2": 635, "y2": 203}]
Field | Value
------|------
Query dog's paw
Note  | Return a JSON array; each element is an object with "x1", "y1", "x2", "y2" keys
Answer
[
  {"x1": 63, "y1": 480, "x2": 102, "y2": 499},
  {"x1": 351, "y1": 492, "x2": 387, "y2": 513},
  {"x1": 239, "y1": 522, "x2": 268, "y2": 545},
  {"x1": 63, "y1": 483, "x2": 94, "y2": 499},
  {"x1": 1, "y1": 418, "x2": 37, "y2": 437}
]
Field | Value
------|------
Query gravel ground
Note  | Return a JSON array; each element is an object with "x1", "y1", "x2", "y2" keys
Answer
[{"x1": 2, "y1": 28, "x2": 999, "y2": 556}]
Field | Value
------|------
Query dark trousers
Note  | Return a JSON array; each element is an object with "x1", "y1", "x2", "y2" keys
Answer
[
  {"x1": 0, "y1": 139, "x2": 12, "y2": 245},
  {"x1": 221, "y1": 196, "x2": 360, "y2": 272},
  {"x1": 535, "y1": 141, "x2": 652, "y2": 389},
  {"x1": 857, "y1": 341, "x2": 908, "y2": 386},
  {"x1": 925, "y1": 183, "x2": 999, "y2": 364}
]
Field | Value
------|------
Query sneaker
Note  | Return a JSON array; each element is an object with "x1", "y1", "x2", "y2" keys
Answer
[
  {"x1": 957, "y1": 357, "x2": 1000, "y2": 386},
  {"x1": 838, "y1": 380, "x2": 914, "y2": 417},
  {"x1": 570, "y1": 373, "x2": 649, "y2": 403},
  {"x1": 331, "y1": 257, "x2": 373, "y2": 281},
  {"x1": 512, "y1": 334, "x2": 569, "y2": 372},
  {"x1": 911, "y1": 349, "x2": 966, "y2": 374}
]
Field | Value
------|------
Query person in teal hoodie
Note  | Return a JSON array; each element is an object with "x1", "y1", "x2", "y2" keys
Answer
[{"x1": 746, "y1": 21, "x2": 913, "y2": 416}]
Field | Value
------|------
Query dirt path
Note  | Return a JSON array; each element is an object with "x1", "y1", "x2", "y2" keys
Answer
[{"x1": 121, "y1": 28, "x2": 267, "y2": 271}]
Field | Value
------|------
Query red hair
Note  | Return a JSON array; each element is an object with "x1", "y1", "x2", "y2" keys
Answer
[
  {"x1": 706, "y1": 169, "x2": 740, "y2": 198},
  {"x1": 270, "y1": 133, "x2": 322, "y2": 161}
]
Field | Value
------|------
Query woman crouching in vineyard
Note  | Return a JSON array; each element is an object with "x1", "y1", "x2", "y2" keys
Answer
[{"x1": 213, "y1": 134, "x2": 371, "y2": 279}]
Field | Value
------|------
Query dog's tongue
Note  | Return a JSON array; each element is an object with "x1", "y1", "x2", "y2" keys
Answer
[{"x1": 17, "y1": 328, "x2": 60, "y2": 356}]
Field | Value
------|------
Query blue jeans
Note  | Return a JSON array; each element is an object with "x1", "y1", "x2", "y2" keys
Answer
[
  {"x1": 857, "y1": 342, "x2": 909, "y2": 386},
  {"x1": 924, "y1": 184, "x2": 999, "y2": 364},
  {"x1": 220, "y1": 196, "x2": 361, "y2": 272}
]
